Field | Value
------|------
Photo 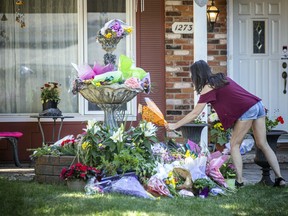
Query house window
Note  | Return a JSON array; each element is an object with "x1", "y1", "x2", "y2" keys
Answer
[{"x1": 0, "y1": 0, "x2": 136, "y2": 121}]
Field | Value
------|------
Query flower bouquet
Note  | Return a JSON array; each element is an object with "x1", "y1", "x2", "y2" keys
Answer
[
  {"x1": 96, "y1": 19, "x2": 133, "y2": 53},
  {"x1": 96, "y1": 19, "x2": 133, "y2": 65}
]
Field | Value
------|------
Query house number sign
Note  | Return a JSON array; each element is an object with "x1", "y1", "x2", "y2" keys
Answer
[{"x1": 172, "y1": 22, "x2": 194, "y2": 34}]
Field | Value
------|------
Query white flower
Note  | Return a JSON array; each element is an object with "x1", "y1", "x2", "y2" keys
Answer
[
  {"x1": 208, "y1": 112, "x2": 219, "y2": 122},
  {"x1": 83, "y1": 119, "x2": 101, "y2": 134},
  {"x1": 110, "y1": 127, "x2": 124, "y2": 143},
  {"x1": 140, "y1": 121, "x2": 157, "y2": 137}
]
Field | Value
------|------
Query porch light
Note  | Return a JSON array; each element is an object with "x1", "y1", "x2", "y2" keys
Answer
[{"x1": 207, "y1": 0, "x2": 220, "y2": 32}]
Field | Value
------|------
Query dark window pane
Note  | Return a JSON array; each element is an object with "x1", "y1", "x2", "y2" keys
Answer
[{"x1": 253, "y1": 21, "x2": 265, "y2": 54}]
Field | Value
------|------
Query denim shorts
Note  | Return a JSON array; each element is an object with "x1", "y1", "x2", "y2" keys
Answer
[{"x1": 239, "y1": 101, "x2": 265, "y2": 120}]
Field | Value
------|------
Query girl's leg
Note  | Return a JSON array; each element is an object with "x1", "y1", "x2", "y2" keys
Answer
[
  {"x1": 230, "y1": 119, "x2": 253, "y2": 183},
  {"x1": 252, "y1": 116, "x2": 284, "y2": 182}
]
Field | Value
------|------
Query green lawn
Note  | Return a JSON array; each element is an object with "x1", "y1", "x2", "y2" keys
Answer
[{"x1": 0, "y1": 178, "x2": 287, "y2": 216}]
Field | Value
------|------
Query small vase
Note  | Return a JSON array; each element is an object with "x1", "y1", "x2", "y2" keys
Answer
[{"x1": 67, "y1": 179, "x2": 86, "y2": 191}]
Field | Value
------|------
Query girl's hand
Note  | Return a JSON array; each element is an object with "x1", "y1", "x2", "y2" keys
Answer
[{"x1": 165, "y1": 123, "x2": 178, "y2": 131}]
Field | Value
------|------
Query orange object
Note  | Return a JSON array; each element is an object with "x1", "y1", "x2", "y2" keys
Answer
[{"x1": 140, "y1": 98, "x2": 167, "y2": 126}]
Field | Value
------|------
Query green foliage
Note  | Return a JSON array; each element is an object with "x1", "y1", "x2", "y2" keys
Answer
[
  {"x1": 30, "y1": 145, "x2": 60, "y2": 160},
  {"x1": 78, "y1": 120, "x2": 159, "y2": 179},
  {"x1": 193, "y1": 178, "x2": 217, "y2": 190},
  {"x1": 30, "y1": 138, "x2": 77, "y2": 160},
  {"x1": 209, "y1": 123, "x2": 232, "y2": 145},
  {"x1": 265, "y1": 115, "x2": 284, "y2": 131},
  {"x1": 209, "y1": 112, "x2": 232, "y2": 146},
  {"x1": 220, "y1": 161, "x2": 236, "y2": 179}
]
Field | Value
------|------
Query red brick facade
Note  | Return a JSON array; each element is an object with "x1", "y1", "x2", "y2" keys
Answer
[{"x1": 165, "y1": 0, "x2": 227, "y2": 134}]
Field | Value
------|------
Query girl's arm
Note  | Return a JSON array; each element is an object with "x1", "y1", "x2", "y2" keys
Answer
[{"x1": 166, "y1": 102, "x2": 207, "y2": 131}]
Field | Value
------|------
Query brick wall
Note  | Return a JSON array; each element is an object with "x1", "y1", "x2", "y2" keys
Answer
[{"x1": 165, "y1": 0, "x2": 227, "y2": 139}]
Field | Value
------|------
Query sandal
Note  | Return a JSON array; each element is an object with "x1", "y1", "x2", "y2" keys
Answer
[
  {"x1": 235, "y1": 180, "x2": 244, "y2": 188},
  {"x1": 273, "y1": 177, "x2": 286, "y2": 187}
]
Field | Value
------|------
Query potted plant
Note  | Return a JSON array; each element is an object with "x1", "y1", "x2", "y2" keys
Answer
[
  {"x1": 31, "y1": 135, "x2": 78, "y2": 184},
  {"x1": 60, "y1": 162, "x2": 102, "y2": 191},
  {"x1": 208, "y1": 112, "x2": 232, "y2": 151},
  {"x1": 40, "y1": 82, "x2": 62, "y2": 116}
]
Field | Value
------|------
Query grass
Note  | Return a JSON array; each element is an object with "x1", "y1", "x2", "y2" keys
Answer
[{"x1": 0, "y1": 177, "x2": 287, "y2": 216}]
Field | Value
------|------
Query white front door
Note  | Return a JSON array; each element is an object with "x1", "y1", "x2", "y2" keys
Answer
[{"x1": 230, "y1": 0, "x2": 288, "y2": 133}]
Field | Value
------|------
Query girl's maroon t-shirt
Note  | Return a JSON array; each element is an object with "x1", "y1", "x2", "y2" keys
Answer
[{"x1": 198, "y1": 77, "x2": 261, "y2": 129}]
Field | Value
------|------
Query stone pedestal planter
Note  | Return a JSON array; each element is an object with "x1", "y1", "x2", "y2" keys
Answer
[
  {"x1": 34, "y1": 155, "x2": 77, "y2": 184},
  {"x1": 251, "y1": 130, "x2": 287, "y2": 185},
  {"x1": 180, "y1": 123, "x2": 208, "y2": 144}
]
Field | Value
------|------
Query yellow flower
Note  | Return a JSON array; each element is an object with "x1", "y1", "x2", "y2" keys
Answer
[
  {"x1": 171, "y1": 178, "x2": 176, "y2": 188},
  {"x1": 125, "y1": 27, "x2": 133, "y2": 33},
  {"x1": 168, "y1": 171, "x2": 173, "y2": 178},
  {"x1": 82, "y1": 141, "x2": 90, "y2": 150},
  {"x1": 214, "y1": 122, "x2": 224, "y2": 131},
  {"x1": 190, "y1": 153, "x2": 197, "y2": 159},
  {"x1": 185, "y1": 150, "x2": 191, "y2": 158},
  {"x1": 95, "y1": 82, "x2": 101, "y2": 87},
  {"x1": 105, "y1": 33, "x2": 112, "y2": 39}
]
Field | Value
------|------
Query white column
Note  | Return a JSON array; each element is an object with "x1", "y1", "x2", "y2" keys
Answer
[{"x1": 193, "y1": 1, "x2": 209, "y2": 153}]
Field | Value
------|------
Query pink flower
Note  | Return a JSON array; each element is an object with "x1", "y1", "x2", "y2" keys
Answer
[{"x1": 124, "y1": 77, "x2": 142, "y2": 89}]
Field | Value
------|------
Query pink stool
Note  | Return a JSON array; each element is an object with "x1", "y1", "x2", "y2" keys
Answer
[{"x1": 0, "y1": 132, "x2": 23, "y2": 167}]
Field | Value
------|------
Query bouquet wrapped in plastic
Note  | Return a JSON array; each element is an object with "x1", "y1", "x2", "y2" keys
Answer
[{"x1": 205, "y1": 151, "x2": 229, "y2": 187}]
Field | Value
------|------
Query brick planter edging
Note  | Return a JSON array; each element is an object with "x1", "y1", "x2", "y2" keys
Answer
[{"x1": 35, "y1": 155, "x2": 77, "y2": 184}]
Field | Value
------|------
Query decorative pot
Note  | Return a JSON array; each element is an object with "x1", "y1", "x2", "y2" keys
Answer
[
  {"x1": 67, "y1": 179, "x2": 86, "y2": 191},
  {"x1": 42, "y1": 100, "x2": 58, "y2": 110},
  {"x1": 40, "y1": 100, "x2": 62, "y2": 116},
  {"x1": 180, "y1": 123, "x2": 208, "y2": 144}
]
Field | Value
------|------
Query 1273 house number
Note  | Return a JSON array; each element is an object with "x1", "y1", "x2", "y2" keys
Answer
[{"x1": 172, "y1": 22, "x2": 194, "y2": 34}]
